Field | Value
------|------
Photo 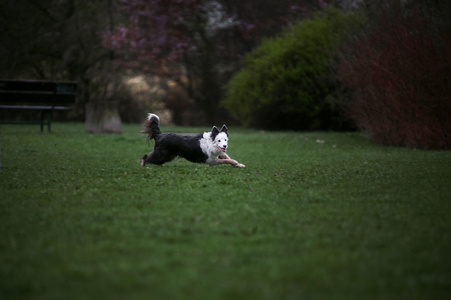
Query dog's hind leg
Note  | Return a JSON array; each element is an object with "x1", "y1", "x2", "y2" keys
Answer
[
  {"x1": 141, "y1": 149, "x2": 177, "y2": 167},
  {"x1": 140, "y1": 154, "x2": 149, "y2": 167}
]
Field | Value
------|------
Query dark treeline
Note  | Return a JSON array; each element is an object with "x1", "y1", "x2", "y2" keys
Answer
[{"x1": 0, "y1": 0, "x2": 321, "y2": 123}]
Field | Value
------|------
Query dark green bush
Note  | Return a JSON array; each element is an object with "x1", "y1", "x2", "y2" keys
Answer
[{"x1": 223, "y1": 8, "x2": 363, "y2": 130}]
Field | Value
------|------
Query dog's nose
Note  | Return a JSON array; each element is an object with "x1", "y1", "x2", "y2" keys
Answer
[{"x1": 223, "y1": 145, "x2": 227, "y2": 149}]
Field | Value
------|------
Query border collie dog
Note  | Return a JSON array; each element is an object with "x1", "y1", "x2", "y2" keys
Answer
[{"x1": 140, "y1": 114, "x2": 245, "y2": 168}]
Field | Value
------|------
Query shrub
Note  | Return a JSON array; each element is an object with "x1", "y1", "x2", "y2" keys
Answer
[
  {"x1": 337, "y1": 0, "x2": 451, "y2": 149},
  {"x1": 223, "y1": 8, "x2": 363, "y2": 130}
]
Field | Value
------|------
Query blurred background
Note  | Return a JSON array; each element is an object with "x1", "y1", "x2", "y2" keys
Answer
[{"x1": 0, "y1": 0, "x2": 449, "y2": 148}]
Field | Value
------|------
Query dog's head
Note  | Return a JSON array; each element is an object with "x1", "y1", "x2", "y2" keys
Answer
[{"x1": 211, "y1": 125, "x2": 229, "y2": 152}]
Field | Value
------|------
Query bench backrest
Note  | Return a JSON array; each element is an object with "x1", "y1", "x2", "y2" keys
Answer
[{"x1": 0, "y1": 79, "x2": 77, "y2": 104}]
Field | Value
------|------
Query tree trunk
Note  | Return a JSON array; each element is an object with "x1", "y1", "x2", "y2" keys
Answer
[{"x1": 85, "y1": 101, "x2": 122, "y2": 133}]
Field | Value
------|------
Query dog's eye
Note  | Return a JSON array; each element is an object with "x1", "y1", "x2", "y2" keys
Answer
[{"x1": 218, "y1": 140, "x2": 221, "y2": 142}]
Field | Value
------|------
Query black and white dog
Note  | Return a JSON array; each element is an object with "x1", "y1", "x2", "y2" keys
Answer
[{"x1": 140, "y1": 114, "x2": 245, "y2": 168}]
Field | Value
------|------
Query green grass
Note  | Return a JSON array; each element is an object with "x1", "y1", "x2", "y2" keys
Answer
[{"x1": 1, "y1": 123, "x2": 450, "y2": 300}]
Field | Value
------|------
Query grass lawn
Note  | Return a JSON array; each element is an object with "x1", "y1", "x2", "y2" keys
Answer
[{"x1": 1, "y1": 123, "x2": 450, "y2": 300}]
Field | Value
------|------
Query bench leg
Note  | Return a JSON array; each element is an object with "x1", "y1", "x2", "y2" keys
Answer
[
  {"x1": 40, "y1": 110, "x2": 53, "y2": 133},
  {"x1": 41, "y1": 110, "x2": 53, "y2": 133},
  {"x1": 40, "y1": 111, "x2": 45, "y2": 133},
  {"x1": 47, "y1": 111, "x2": 52, "y2": 132}
]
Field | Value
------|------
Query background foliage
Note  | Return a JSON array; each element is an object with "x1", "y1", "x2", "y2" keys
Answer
[
  {"x1": 103, "y1": 0, "x2": 321, "y2": 125},
  {"x1": 0, "y1": 0, "x2": 322, "y2": 124},
  {"x1": 336, "y1": 0, "x2": 451, "y2": 149},
  {"x1": 224, "y1": 8, "x2": 363, "y2": 130}
]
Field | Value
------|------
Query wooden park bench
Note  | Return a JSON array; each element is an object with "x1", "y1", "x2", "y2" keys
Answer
[{"x1": 0, "y1": 79, "x2": 77, "y2": 132}]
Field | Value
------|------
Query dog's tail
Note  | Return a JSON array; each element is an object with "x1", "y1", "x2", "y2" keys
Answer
[{"x1": 141, "y1": 113, "x2": 161, "y2": 143}]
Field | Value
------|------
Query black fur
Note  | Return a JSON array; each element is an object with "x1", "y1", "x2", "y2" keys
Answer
[{"x1": 143, "y1": 133, "x2": 208, "y2": 164}]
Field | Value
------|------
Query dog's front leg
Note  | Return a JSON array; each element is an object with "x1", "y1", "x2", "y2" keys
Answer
[
  {"x1": 220, "y1": 153, "x2": 245, "y2": 167},
  {"x1": 210, "y1": 156, "x2": 245, "y2": 168},
  {"x1": 219, "y1": 153, "x2": 231, "y2": 160},
  {"x1": 230, "y1": 158, "x2": 245, "y2": 168}
]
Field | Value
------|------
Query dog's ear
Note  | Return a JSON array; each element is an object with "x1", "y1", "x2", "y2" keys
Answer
[
  {"x1": 211, "y1": 126, "x2": 219, "y2": 139},
  {"x1": 220, "y1": 125, "x2": 228, "y2": 134}
]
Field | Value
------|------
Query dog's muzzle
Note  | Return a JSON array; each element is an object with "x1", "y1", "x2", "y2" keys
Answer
[{"x1": 220, "y1": 146, "x2": 227, "y2": 152}]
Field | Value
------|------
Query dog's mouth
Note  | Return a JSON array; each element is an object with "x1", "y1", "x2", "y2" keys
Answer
[{"x1": 219, "y1": 146, "x2": 227, "y2": 152}]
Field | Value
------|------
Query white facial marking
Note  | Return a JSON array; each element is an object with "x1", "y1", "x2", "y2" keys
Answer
[{"x1": 215, "y1": 132, "x2": 228, "y2": 152}]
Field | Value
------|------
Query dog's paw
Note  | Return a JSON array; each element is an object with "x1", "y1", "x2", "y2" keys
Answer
[
  {"x1": 235, "y1": 163, "x2": 245, "y2": 168},
  {"x1": 140, "y1": 159, "x2": 146, "y2": 167}
]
